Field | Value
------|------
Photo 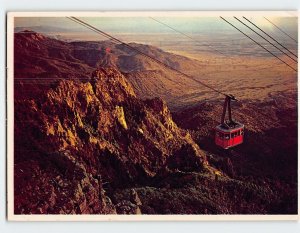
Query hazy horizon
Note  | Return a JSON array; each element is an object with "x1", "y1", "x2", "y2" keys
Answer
[{"x1": 14, "y1": 16, "x2": 298, "y2": 59}]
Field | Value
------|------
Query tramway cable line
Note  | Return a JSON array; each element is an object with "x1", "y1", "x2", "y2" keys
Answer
[
  {"x1": 242, "y1": 17, "x2": 298, "y2": 59},
  {"x1": 233, "y1": 17, "x2": 297, "y2": 63},
  {"x1": 264, "y1": 17, "x2": 298, "y2": 44},
  {"x1": 220, "y1": 17, "x2": 297, "y2": 72},
  {"x1": 66, "y1": 16, "x2": 296, "y2": 149}
]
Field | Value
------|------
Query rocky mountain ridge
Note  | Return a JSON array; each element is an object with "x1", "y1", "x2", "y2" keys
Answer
[{"x1": 14, "y1": 66, "x2": 209, "y2": 214}]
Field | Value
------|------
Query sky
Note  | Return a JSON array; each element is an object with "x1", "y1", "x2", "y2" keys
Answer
[
  {"x1": 14, "y1": 16, "x2": 298, "y2": 35},
  {"x1": 14, "y1": 16, "x2": 298, "y2": 58}
]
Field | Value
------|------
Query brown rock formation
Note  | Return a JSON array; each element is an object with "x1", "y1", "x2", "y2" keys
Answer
[{"x1": 14, "y1": 67, "x2": 207, "y2": 214}]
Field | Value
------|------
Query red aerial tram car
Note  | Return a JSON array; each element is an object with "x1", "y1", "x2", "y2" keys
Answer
[{"x1": 215, "y1": 95, "x2": 244, "y2": 149}]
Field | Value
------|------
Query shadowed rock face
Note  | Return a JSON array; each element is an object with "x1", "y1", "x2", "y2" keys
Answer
[{"x1": 14, "y1": 67, "x2": 207, "y2": 214}]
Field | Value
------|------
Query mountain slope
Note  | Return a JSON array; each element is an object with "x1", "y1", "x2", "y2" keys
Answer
[{"x1": 14, "y1": 31, "x2": 203, "y2": 103}]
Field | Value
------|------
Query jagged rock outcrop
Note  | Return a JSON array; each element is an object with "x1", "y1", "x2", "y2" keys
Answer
[{"x1": 14, "y1": 67, "x2": 207, "y2": 214}]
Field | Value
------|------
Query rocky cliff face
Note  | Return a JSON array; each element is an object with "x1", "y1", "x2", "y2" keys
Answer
[{"x1": 14, "y1": 67, "x2": 207, "y2": 214}]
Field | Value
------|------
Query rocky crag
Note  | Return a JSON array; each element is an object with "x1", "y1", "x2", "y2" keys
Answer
[{"x1": 14, "y1": 67, "x2": 208, "y2": 214}]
